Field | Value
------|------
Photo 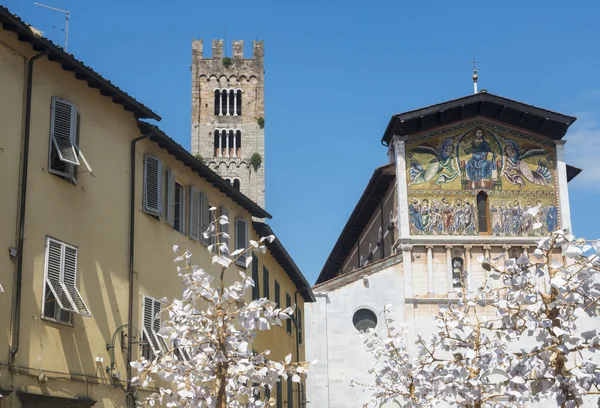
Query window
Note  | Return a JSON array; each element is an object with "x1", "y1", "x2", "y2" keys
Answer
[
  {"x1": 235, "y1": 130, "x2": 242, "y2": 157},
  {"x1": 287, "y1": 379, "x2": 294, "y2": 408},
  {"x1": 263, "y1": 266, "x2": 270, "y2": 300},
  {"x1": 477, "y1": 191, "x2": 489, "y2": 234},
  {"x1": 214, "y1": 89, "x2": 242, "y2": 116},
  {"x1": 142, "y1": 296, "x2": 166, "y2": 360},
  {"x1": 143, "y1": 155, "x2": 162, "y2": 217},
  {"x1": 166, "y1": 169, "x2": 185, "y2": 234},
  {"x1": 509, "y1": 248, "x2": 521, "y2": 259},
  {"x1": 235, "y1": 218, "x2": 248, "y2": 267},
  {"x1": 252, "y1": 255, "x2": 260, "y2": 300},
  {"x1": 42, "y1": 237, "x2": 91, "y2": 323},
  {"x1": 189, "y1": 186, "x2": 201, "y2": 240},
  {"x1": 213, "y1": 129, "x2": 242, "y2": 158},
  {"x1": 233, "y1": 179, "x2": 241, "y2": 191},
  {"x1": 274, "y1": 280, "x2": 280, "y2": 308},
  {"x1": 276, "y1": 381, "x2": 283, "y2": 408},
  {"x1": 219, "y1": 206, "x2": 230, "y2": 253},
  {"x1": 48, "y1": 97, "x2": 93, "y2": 183},
  {"x1": 200, "y1": 192, "x2": 211, "y2": 246},
  {"x1": 352, "y1": 309, "x2": 377, "y2": 332},
  {"x1": 286, "y1": 293, "x2": 292, "y2": 335},
  {"x1": 297, "y1": 308, "x2": 303, "y2": 345},
  {"x1": 452, "y1": 257, "x2": 464, "y2": 288}
]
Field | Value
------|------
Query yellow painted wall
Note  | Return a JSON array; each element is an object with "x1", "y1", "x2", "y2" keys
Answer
[{"x1": 0, "y1": 27, "x2": 306, "y2": 408}]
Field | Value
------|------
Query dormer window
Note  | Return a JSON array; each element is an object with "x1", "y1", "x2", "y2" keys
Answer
[{"x1": 214, "y1": 89, "x2": 242, "y2": 116}]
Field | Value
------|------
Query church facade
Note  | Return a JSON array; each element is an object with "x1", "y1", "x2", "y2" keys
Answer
[{"x1": 305, "y1": 92, "x2": 582, "y2": 407}]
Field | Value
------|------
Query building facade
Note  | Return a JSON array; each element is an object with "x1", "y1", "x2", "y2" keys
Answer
[
  {"x1": 191, "y1": 39, "x2": 266, "y2": 208},
  {"x1": 305, "y1": 92, "x2": 585, "y2": 407},
  {"x1": 0, "y1": 8, "x2": 312, "y2": 408}
]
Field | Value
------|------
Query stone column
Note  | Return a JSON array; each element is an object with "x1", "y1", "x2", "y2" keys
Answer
[
  {"x1": 502, "y1": 244, "x2": 511, "y2": 260},
  {"x1": 483, "y1": 245, "x2": 491, "y2": 259},
  {"x1": 225, "y1": 131, "x2": 230, "y2": 158},
  {"x1": 446, "y1": 245, "x2": 453, "y2": 292},
  {"x1": 400, "y1": 244, "x2": 413, "y2": 298},
  {"x1": 393, "y1": 136, "x2": 410, "y2": 239},
  {"x1": 226, "y1": 89, "x2": 230, "y2": 116},
  {"x1": 464, "y1": 245, "x2": 472, "y2": 291},
  {"x1": 556, "y1": 141, "x2": 572, "y2": 233},
  {"x1": 219, "y1": 90, "x2": 223, "y2": 116},
  {"x1": 522, "y1": 245, "x2": 530, "y2": 258},
  {"x1": 233, "y1": 90, "x2": 238, "y2": 116},
  {"x1": 426, "y1": 245, "x2": 434, "y2": 295},
  {"x1": 233, "y1": 133, "x2": 237, "y2": 158}
]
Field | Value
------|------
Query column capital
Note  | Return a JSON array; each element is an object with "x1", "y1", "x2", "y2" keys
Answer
[
  {"x1": 426, "y1": 245, "x2": 434, "y2": 250},
  {"x1": 400, "y1": 244, "x2": 414, "y2": 252},
  {"x1": 445, "y1": 245, "x2": 453, "y2": 250},
  {"x1": 522, "y1": 245, "x2": 530, "y2": 249},
  {"x1": 502, "y1": 244, "x2": 511, "y2": 251},
  {"x1": 482, "y1": 245, "x2": 492, "y2": 250},
  {"x1": 463, "y1": 245, "x2": 473, "y2": 250}
]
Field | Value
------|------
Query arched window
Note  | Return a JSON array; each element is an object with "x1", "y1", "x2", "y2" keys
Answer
[
  {"x1": 213, "y1": 130, "x2": 220, "y2": 157},
  {"x1": 452, "y1": 257, "x2": 464, "y2": 288},
  {"x1": 509, "y1": 248, "x2": 521, "y2": 259},
  {"x1": 233, "y1": 179, "x2": 240, "y2": 191},
  {"x1": 221, "y1": 91, "x2": 227, "y2": 116},
  {"x1": 220, "y1": 130, "x2": 227, "y2": 157},
  {"x1": 236, "y1": 90, "x2": 242, "y2": 115},
  {"x1": 228, "y1": 130, "x2": 234, "y2": 157},
  {"x1": 477, "y1": 191, "x2": 489, "y2": 234},
  {"x1": 214, "y1": 90, "x2": 221, "y2": 115},
  {"x1": 228, "y1": 89, "x2": 235, "y2": 116},
  {"x1": 235, "y1": 130, "x2": 242, "y2": 157}
]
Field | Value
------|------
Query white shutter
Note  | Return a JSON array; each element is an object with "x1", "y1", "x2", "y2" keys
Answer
[
  {"x1": 200, "y1": 192, "x2": 210, "y2": 246},
  {"x1": 44, "y1": 238, "x2": 77, "y2": 313},
  {"x1": 235, "y1": 218, "x2": 248, "y2": 266},
  {"x1": 62, "y1": 244, "x2": 91, "y2": 316},
  {"x1": 50, "y1": 97, "x2": 80, "y2": 165},
  {"x1": 189, "y1": 186, "x2": 200, "y2": 240},
  {"x1": 166, "y1": 168, "x2": 176, "y2": 227},
  {"x1": 220, "y1": 206, "x2": 229, "y2": 254},
  {"x1": 143, "y1": 155, "x2": 162, "y2": 216},
  {"x1": 142, "y1": 296, "x2": 161, "y2": 355}
]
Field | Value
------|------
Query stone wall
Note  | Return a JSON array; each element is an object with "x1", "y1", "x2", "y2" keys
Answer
[{"x1": 191, "y1": 39, "x2": 265, "y2": 208}]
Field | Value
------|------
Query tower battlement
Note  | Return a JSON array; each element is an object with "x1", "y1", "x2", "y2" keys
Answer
[{"x1": 192, "y1": 39, "x2": 264, "y2": 63}]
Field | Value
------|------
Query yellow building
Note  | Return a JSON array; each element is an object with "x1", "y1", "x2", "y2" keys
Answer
[{"x1": 0, "y1": 7, "x2": 313, "y2": 408}]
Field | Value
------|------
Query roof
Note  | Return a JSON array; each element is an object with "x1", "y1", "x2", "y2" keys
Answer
[
  {"x1": 315, "y1": 164, "x2": 396, "y2": 285},
  {"x1": 381, "y1": 92, "x2": 577, "y2": 145},
  {"x1": 137, "y1": 121, "x2": 271, "y2": 219},
  {"x1": 252, "y1": 221, "x2": 315, "y2": 302},
  {"x1": 0, "y1": 6, "x2": 160, "y2": 121}
]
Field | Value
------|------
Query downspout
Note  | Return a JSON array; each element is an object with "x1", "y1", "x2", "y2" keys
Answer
[
  {"x1": 293, "y1": 290, "x2": 301, "y2": 407},
  {"x1": 127, "y1": 133, "x2": 152, "y2": 407},
  {"x1": 10, "y1": 50, "x2": 49, "y2": 366}
]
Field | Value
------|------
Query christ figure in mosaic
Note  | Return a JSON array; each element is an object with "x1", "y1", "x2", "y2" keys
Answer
[{"x1": 465, "y1": 128, "x2": 496, "y2": 188}]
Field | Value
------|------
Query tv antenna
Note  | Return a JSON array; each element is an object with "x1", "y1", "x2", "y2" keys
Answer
[{"x1": 34, "y1": 2, "x2": 70, "y2": 51}]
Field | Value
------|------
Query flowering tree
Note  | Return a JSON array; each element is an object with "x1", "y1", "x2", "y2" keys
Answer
[
  {"x1": 362, "y1": 230, "x2": 600, "y2": 408},
  {"x1": 130, "y1": 209, "x2": 312, "y2": 407}
]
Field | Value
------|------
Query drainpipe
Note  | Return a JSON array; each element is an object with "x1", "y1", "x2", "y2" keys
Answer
[
  {"x1": 127, "y1": 133, "x2": 152, "y2": 407},
  {"x1": 10, "y1": 50, "x2": 49, "y2": 366}
]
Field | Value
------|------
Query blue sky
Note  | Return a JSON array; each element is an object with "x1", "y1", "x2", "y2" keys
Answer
[{"x1": 5, "y1": 0, "x2": 600, "y2": 285}]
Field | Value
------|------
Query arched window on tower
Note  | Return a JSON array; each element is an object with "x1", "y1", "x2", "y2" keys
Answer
[
  {"x1": 233, "y1": 179, "x2": 240, "y2": 191},
  {"x1": 228, "y1": 89, "x2": 235, "y2": 116},
  {"x1": 214, "y1": 130, "x2": 220, "y2": 157},
  {"x1": 221, "y1": 91, "x2": 227, "y2": 116},
  {"x1": 214, "y1": 90, "x2": 221, "y2": 115},
  {"x1": 236, "y1": 90, "x2": 242, "y2": 116},
  {"x1": 220, "y1": 130, "x2": 227, "y2": 157},
  {"x1": 477, "y1": 191, "x2": 489, "y2": 234},
  {"x1": 235, "y1": 130, "x2": 242, "y2": 158},
  {"x1": 228, "y1": 130, "x2": 234, "y2": 158}
]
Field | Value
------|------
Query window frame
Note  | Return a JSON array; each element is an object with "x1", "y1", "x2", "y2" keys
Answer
[
  {"x1": 143, "y1": 154, "x2": 162, "y2": 217},
  {"x1": 274, "y1": 280, "x2": 280, "y2": 308},
  {"x1": 173, "y1": 181, "x2": 185, "y2": 234},
  {"x1": 252, "y1": 255, "x2": 260, "y2": 300},
  {"x1": 297, "y1": 308, "x2": 303, "y2": 346}
]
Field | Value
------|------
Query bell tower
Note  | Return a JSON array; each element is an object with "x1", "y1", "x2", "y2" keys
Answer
[{"x1": 191, "y1": 39, "x2": 265, "y2": 208}]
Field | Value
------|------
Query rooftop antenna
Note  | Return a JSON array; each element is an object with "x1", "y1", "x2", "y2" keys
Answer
[
  {"x1": 34, "y1": 2, "x2": 70, "y2": 51},
  {"x1": 469, "y1": 58, "x2": 479, "y2": 94}
]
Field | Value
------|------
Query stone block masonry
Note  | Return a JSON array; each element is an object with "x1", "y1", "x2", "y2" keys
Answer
[{"x1": 191, "y1": 39, "x2": 265, "y2": 208}]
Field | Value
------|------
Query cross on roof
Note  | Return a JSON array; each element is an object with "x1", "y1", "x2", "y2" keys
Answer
[{"x1": 469, "y1": 58, "x2": 480, "y2": 72}]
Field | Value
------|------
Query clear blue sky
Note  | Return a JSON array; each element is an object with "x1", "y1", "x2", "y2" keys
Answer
[{"x1": 6, "y1": 0, "x2": 600, "y2": 285}]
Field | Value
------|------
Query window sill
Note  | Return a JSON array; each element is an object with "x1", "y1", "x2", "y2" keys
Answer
[{"x1": 41, "y1": 315, "x2": 74, "y2": 327}]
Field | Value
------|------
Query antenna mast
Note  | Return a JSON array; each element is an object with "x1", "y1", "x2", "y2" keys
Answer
[{"x1": 34, "y1": 2, "x2": 70, "y2": 51}]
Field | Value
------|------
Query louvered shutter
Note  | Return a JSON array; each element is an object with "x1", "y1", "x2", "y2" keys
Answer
[
  {"x1": 189, "y1": 186, "x2": 200, "y2": 240},
  {"x1": 45, "y1": 238, "x2": 76, "y2": 313},
  {"x1": 220, "y1": 206, "x2": 230, "y2": 254},
  {"x1": 62, "y1": 244, "x2": 91, "y2": 316},
  {"x1": 166, "y1": 168, "x2": 176, "y2": 227},
  {"x1": 143, "y1": 155, "x2": 162, "y2": 216},
  {"x1": 50, "y1": 97, "x2": 80, "y2": 165},
  {"x1": 152, "y1": 298, "x2": 167, "y2": 352},
  {"x1": 142, "y1": 297, "x2": 161, "y2": 355},
  {"x1": 235, "y1": 218, "x2": 248, "y2": 266},
  {"x1": 200, "y1": 192, "x2": 210, "y2": 246}
]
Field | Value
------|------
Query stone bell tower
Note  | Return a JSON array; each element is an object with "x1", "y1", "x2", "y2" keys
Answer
[{"x1": 191, "y1": 39, "x2": 265, "y2": 208}]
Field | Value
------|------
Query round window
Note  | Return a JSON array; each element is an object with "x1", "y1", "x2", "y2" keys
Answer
[{"x1": 352, "y1": 308, "x2": 377, "y2": 332}]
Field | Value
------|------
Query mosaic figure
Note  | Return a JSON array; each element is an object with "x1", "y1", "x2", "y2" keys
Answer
[
  {"x1": 503, "y1": 139, "x2": 552, "y2": 187},
  {"x1": 409, "y1": 137, "x2": 459, "y2": 185},
  {"x1": 464, "y1": 128, "x2": 497, "y2": 188},
  {"x1": 546, "y1": 204, "x2": 558, "y2": 232},
  {"x1": 409, "y1": 197, "x2": 478, "y2": 235}
]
